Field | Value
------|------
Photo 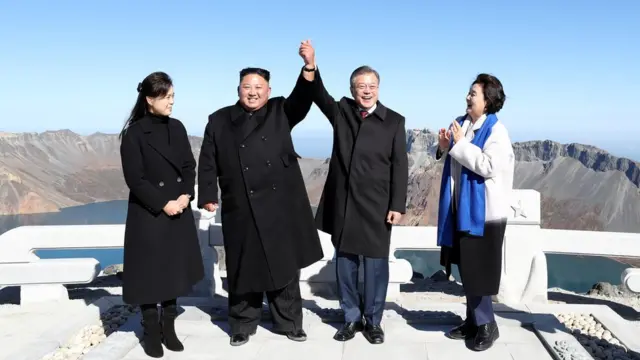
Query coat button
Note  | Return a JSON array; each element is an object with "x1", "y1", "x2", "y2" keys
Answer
[
  {"x1": 243, "y1": 166, "x2": 249, "y2": 171},
  {"x1": 266, "y1": 160, "x2": 271, "y2": 167},
  {"x1": 159, "y1": 181, "x2": 164, "y2": 187},
  {"x1": 249, "y1": 190, "x2": 254, "y2": 196},
  {"x1": 272, "y1": 184, "x2": 276, "y2": 190},
  {"x1": 261, "y1": 136, "x2": 267, "y2": 141},
  {"x1": 177, "y1": 177, "x2": 182, "y2": 183},
  {"x1": 240, "y1": 144, "x2": 246, "y2": 148}
]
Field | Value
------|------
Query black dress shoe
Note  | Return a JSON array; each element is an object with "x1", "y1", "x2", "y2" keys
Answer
[
  {"x1": 363, "y1": 324, "x2": 384, "y2": 344},
  {"x1": 472, "y1": 321, "x2": 499, "y2": 351},
  {"x1": 229, "y1": 329, "x2": 256, "y2": 346},
  {"x1": 286, "y1": 329, "x2": 307, "y2": 342},
  {"x1": 445, "y1": 320, "x2": 477, "y2": 340},
  {"x1": 333, "y1": 322, "x2": 364, "y2": 341}
]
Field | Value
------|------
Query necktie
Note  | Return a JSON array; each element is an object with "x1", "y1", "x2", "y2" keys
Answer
[{"x1": 360, "y1": 110, "x2": 368, "y2": 119}]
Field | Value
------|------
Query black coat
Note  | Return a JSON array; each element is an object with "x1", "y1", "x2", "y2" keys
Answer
[
  {"x1": 120, "y1": 114, "x2": 204, "y2": 305},
  {"x1": 312, "y1": 68, "x2": 409, "y2": 258},
  {"x1": 197, "y1": 70, "x2": 324, "y2": 294}
]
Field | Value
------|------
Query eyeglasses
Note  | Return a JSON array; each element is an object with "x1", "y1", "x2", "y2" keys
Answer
[{"x1": 354, "y1": 84, "x2": 378, "y2": 91}]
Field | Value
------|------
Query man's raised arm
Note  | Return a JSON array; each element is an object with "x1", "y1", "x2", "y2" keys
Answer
[{"x1": 283, "y1": 40, "x2": 317, "y2": 129}]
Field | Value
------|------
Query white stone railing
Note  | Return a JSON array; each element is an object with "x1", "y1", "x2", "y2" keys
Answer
[
  {"x1": 1, "y1": 187, "x2": 639, "y2": 306},
  {"x1": 389, "y1": 189, "x2": 640, "y2": 306}
]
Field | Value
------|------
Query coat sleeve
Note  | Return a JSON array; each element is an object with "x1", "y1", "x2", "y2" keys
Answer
[
  {"x1": 197, "y1": 116, "x2": 219, "y2": 207},
  {"x1": 312, "y1": 67, "x2": 340, "y2": 127},
  {"x1": 448, "y1": 123, "x2": 513, "y2": 178},
  {"x1": 389, "y1": 116, "x2": 409, "y2": 213},
  {"x1": 177, "y1": 120, "x2": 196, "y2": 200},
  {"x1": 283, "y1": 67, "x2": 314, "y2": 130},
  {"x1": 435, "y1": 147, "x2": 448, "y2": 162},
  {"x1": 120, "y1": 129, "x2": 169, "y2": 214}
]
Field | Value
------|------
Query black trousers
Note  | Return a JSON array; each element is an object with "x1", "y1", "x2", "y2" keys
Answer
[
  {"x1": 228, "y1": 272, "x2": 302, "y2": 335},
  {"x1": 335, "y1": 251, "x2": 389, "y2": 325}
]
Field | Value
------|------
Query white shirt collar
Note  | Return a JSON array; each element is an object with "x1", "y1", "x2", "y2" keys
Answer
[{"x1": 359, "y1": 103, "x2": 377, "y2": 114}]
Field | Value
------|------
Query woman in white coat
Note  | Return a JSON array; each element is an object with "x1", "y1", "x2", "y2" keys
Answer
[{"x1": 435, "y1": 73, "x2": 514, "y2": 352}]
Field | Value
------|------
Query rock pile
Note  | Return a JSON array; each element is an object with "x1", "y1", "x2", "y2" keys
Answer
[
  {"x1": 41, "y1": 304, "x2": 138, "y2": 360},
  {"x1": 557, "y1": 313, "x2": 640, "y2": 360}
]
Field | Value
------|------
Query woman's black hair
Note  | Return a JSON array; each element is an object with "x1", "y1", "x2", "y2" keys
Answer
[
  {"x1": 119, "y1": 71, "x2": 173, "y2": 139},
  {"x1": 472, "y1": 73, "x2": 506, "y2": 114}
]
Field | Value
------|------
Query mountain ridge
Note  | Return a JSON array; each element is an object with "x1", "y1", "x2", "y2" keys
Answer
[{"x1": 1, "y1": 129, "x2": 638, "y2": 234}]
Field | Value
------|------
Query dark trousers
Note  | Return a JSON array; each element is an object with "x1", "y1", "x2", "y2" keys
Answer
[
  {"x1": 459, "y1": 262, "x2": 495, "y2": 326},
  {"x1": 465, "y1": 295, "x2": 495, "y2": 326},
  {"x1": 228, "y1": 272, "x2": 302, "y2": 335},
  {"x1": 335, "y1": 251, "x2": 389, "y2": 325}
]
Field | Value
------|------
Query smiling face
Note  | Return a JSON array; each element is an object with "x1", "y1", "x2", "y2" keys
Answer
[
  {"x1": 350, "y1": 72, "x2": 379, "y2": 110},
  {"x1": 146, "y1": 86, "x2": 174, "y2": 116},
  {"x1": 466, "y1": 83, "x2": 486, "y2": 120},
  {"x1": 238, "y1": 74, "x2": 271, "y2": 111}
]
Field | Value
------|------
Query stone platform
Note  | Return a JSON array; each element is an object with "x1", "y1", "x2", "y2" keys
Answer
[{"x1": 3, "y1": 296, "x2": 640, "y2": 360}]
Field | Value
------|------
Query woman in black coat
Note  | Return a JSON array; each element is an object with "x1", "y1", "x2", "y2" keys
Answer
[{"x1": 119, "y1": 71, "x2": 204, "y2": 358}]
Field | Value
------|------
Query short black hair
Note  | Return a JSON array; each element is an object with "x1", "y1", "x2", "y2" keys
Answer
[
  {"x1": 239, "y1": 67, "x2": 270, "y2": 83},
  {"x1": 473, "y1": 73, "x2": 506, "y2": 114},
  {"x1": 349, "y1": 65, "x2": 380, "y2": 88}
]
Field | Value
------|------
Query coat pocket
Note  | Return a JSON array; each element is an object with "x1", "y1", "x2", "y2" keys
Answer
[{"x1": 280, "y1": 150, "x2": 301, "y2": 167}]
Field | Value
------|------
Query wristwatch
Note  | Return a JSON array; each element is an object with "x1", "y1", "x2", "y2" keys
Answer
[{"x1": 303, "y1": 66, "x2": 316, "y2": 72}]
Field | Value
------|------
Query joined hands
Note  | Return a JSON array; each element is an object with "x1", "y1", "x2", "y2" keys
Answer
[
  {"x1": 299, "y1": 39, "x2": 315, "y2": 69},
  {"x1": 163, "y1": 194, "x2": 191, "y2": 216}
]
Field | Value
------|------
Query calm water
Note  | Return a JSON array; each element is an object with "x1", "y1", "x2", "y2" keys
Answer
[{"x1": 0, "y1": 200, "x2": 631, "y2": 294}]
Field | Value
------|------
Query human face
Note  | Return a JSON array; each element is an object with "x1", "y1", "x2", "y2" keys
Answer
[
  {"x1": 146, "y1": 87, "x2": 174, "y2": 116},
  {"x1": 238, "y1": 74, "x2": 270, "y2": 111},
  {"x1": 466, "y1": 83, "x2": 486, "y2": 120},
  {"x1": 350, "y1": 73, "x2": 379, "y2": 110}
]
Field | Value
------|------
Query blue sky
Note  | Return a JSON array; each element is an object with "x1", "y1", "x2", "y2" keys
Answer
[{"x1": 1, "y1": 0, "x2": 639, "y2": 159}]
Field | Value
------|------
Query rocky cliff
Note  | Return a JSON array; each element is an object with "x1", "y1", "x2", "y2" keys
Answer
[
  {"x1": 403, "y1": 131, "x2": 640, "y2": 232},
  {"x1": 1, "y1": 129, "x2": 638, "y2": 234}
]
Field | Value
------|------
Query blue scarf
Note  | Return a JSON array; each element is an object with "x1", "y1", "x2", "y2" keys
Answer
[{"x1": 437, "y1": 113, "x2": 499, "y2": 247}]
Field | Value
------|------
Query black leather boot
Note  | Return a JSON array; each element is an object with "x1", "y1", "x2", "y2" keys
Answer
[
  {"x1": 141, "y1": 305, "x2": 163, "y2": 358},
  {"x1": 160, "y1": 301, "x2": 183, "y2": 352}
]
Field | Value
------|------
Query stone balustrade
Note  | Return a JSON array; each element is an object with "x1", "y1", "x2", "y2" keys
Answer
[{"x1": 1, "y1": 187, "x2": 640, "y2": 305}]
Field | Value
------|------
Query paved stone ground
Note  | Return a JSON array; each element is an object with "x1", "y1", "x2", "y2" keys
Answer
[
  {"x1": 3, "y1": 295, "x2": 640, "y2": 359},
  {"x1": 0, "y1": 301, "x2": 90, "y2": 359},
  {"x1": 116, "y1": 303, "x2": 552, "y2": 360}
]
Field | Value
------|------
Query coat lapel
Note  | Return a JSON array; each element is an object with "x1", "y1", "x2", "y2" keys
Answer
[
  {"x1": 140, "y1": 117, "x2": 182, "y2": 173},
  {"x1": 230, "y1": 102, "x2": 268, "y2": 142}
]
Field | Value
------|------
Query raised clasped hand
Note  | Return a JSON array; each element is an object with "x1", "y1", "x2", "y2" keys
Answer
[{"x1": 299, "y1": 39, "x2": 315, "y2": 67}]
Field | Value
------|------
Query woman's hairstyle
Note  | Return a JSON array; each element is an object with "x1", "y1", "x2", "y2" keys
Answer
[
  {"x1": 473, "y1": 73, "x2": 506, "y2": 114},
  {"x1": 119, "y1": 71, "x2": 173, "y2": 139}
]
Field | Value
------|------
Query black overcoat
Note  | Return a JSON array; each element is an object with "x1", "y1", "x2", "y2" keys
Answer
[
  {"x1": 120, "y1": 114, "x2": 205, "y2": 305},
  {"x1": 312, "y1": 68, "x2": 409, "y2": 258},
  {"x1": 197, "y1": 69, "x2": 324, "y2": 294}
]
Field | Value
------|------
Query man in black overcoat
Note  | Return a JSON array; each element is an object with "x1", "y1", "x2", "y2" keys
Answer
[
  {"x1": 311, "y1": 60, "x2": 409, "y2": 344},
  {"x1": 197, "y1": 41, "x2": 323, "y2": 346}
]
